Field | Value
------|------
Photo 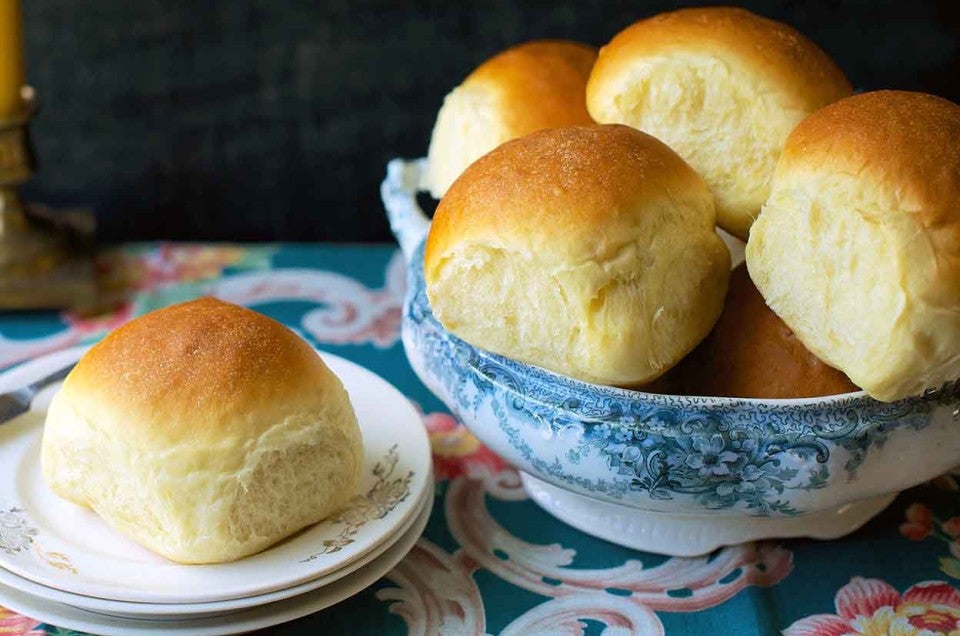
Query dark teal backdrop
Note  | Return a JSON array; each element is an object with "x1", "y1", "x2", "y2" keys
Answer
[{"x1": 19, "y1": 0, "x2": 960, "y2": 242}]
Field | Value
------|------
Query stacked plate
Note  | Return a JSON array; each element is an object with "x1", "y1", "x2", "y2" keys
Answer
[{"x1": 0, "y1": 347, "x2": 433, "y2": 635}]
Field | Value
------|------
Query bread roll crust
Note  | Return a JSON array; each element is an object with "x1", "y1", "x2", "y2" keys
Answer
[
  {"x1": 746, "y1": 90, "x2": 960, "y2": 401},
  {"x1": 60, "y1": 298, "x2": 345, "y2": 445},
  {"x1": 42, "y1": 298, "x2": 364, "y2": 563},
  {"x1": 586, "y1": 7, "x2": 851, "y2": 239},
  {"x1": 590, "y1": 8, "x2": 850, "y2": 113},
  {"x1": 426, "y1": 124, "x2": 731, "y2": 386},
  {"x1": 468, "y1": 40, "x2": 597, "y2": 138},
  {"x1": 428, "y1": 124, "x2": 712, "y2": 266},
  {"x1": 658, "y1": 264, "x2": 859, "y2": 399},
  {"x1": 426, "y1": 40, "x2": 596, "y2": 198},
  {"x1": 776, "y1": 90, "x2": 960, "y2": 253}
]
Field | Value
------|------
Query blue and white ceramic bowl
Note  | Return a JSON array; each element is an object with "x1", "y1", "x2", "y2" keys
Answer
[{"x1": 383, "y1": 158, "x2": 960, "y2": 555}]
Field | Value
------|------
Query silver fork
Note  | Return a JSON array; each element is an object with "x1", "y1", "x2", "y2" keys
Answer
[{"x1": 0, "y1": 362, "x2": 76, "y2": 425}]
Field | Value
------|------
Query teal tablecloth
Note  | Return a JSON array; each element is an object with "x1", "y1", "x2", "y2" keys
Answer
[{"x1": 2, "y1": 243, "x2": 960, "y2": 636}]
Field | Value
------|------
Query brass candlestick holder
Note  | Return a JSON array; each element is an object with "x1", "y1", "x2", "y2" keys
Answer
[{"x1": 0, "y1": 86, "x2": 95, "y2": 310}]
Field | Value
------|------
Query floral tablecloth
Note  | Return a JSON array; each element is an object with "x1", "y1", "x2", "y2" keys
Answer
[{"x1": 1, "y1": 243, "x2": 959, "y2": 636}]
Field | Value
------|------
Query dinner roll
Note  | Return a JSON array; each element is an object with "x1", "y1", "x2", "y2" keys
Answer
[
  {"x1": 661, "y1": 264, "x2": 859, "y2": 399},
  {"x1": 746, "y1": 91, "x2": 960, "y2": 402},
  {"x1": 425, "y1": 124, "x2": 731, "y2": 386},
  {"x1": 41, "y1": 298, "x2": 363, "y2": 564},
  {"x1": 586, "y1": 7, "x2": 851, "y2": 239},
  {"x1": 425, "y1": 40, "x2": 597, "y2": 198}
]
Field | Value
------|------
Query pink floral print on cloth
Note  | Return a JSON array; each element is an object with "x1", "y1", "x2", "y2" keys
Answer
[
  {"x1": 785, "y1": 577, "x2": 960, "y2": 635},
  {"x1": 899, "y1": 503, "x2": 960, "y2": 580},
  {"x1": 423, "y1": 412, "x2": 510, "y2": 482},
  {"x1": 0, "y1": 244, "x2": 407, "y2": 371},
  {"x1": 0, "y1": 244, "x2": 272, "y2": 370},
  {"x1": 901, "y1": 503, "x2": 936, "y2": 541},
  {"x1": 0, "y1": 607, "x2": 43, "y2": 635}
]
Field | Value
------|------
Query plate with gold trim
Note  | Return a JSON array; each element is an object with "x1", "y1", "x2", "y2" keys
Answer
[
  {"x1": 0, "y1": 485, "x2": 434, "y2": 635},
  {"x1": 0, "y1": 478, "x2": 433, "y2": 620},
  {"x1": 0, "y1": 345, "x2": 432, "y2": 603}
]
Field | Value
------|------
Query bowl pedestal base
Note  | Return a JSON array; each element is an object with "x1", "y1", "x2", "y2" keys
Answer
[{"x1": 520, "y1": 472, "x2": 896, "y2": 556}]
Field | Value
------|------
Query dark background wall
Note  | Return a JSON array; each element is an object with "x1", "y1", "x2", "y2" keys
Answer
[{"x1": 20, "y1": 1, "x2": 960, "y2": 243}]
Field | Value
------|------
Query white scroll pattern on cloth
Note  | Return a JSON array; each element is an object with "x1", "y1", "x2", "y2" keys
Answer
[
  {"x1": 499, "y1": 595, "x2": 663, "y2": 636},
  {"x1": 211, "y1": 252, "x2": 406, "y2": 349},
  {"x1": 375, "y1": 539, "x2": 487, "y2": 636},
  {"x1": 377, "y1": 468, "x2": 793, "y2": 634}
]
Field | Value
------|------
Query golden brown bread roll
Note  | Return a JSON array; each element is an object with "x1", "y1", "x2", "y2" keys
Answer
[
  {"x1": 746, "y1": 90, "x2": 960, "y2": 402},
  {"x1": 425, "y1": 124, "x2": 731, "y2": 386},
  {"x1": 42, "y1": 298, "x2": 364, "y2": 564},
  {"x1": 425, "y1": 39, "x2": 597, "y2": 198},
  {"x1": 586, "y1": 7, "x2": 851, "y2": 239},
  {"x1": 655, "y1": 264, "x2": 859, "y2": 399}
]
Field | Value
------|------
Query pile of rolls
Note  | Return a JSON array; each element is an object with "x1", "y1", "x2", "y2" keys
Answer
[{"x1": 422, "y1": 7, "x2": 960, "y2": 403}]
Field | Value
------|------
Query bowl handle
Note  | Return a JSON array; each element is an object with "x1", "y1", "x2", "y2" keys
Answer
[{"x1": 382, "y1": 158, "x2": 431, "y2": 263}]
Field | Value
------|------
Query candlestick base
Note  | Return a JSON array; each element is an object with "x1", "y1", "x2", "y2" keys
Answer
[
  {"x1": 0, "y1": 202, "x2": 96, "y2": 310},
  {"x1": 0, "y1": 86, "x2": 96, "y2": 310}
]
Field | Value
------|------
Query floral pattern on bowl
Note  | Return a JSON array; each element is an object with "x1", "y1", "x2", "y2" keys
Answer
[{"x1": 383, "y1": 158, "x2": 960, "y2": 519}]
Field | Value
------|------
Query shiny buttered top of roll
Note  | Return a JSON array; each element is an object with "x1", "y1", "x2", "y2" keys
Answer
[
  {"x1": 746, "y1": 90, "x2": 960, "y2": 402},
  {"x1": 425, "y1": 39, "x2": 597, "y2": 199},
  {"x1": 655, "y1": 264, "x2": 860, "y2": 399},
  {"x1": 41, "y1": 298, "x2": 364, "y2": 564},
  {"x1": 425, "y1": 124, "x2": 731, "y2": 387},
  {"x1": 586, "y1": 6, "x2": 851, "y2": 240}
]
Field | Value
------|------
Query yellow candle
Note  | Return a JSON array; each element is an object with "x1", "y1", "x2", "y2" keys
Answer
[{"x1": 0, "y1": 0, "x2": 24, "y2": 119}]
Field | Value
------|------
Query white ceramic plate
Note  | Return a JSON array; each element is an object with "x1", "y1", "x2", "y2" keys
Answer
[
  {"x1": 0, "y1": 486, "x2": 433, "y2": 635},
  {"x1": 0, "y1": 346, "x2": 432, "y2": 604},
  {"x1": 0, "y1": 475, "x2": 433, "y2": 620}
]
